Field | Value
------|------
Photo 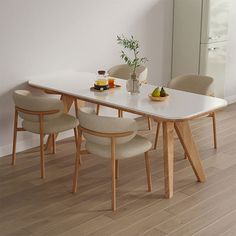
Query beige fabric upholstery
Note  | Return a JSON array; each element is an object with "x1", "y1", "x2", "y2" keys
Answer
[
  {"x1": 78, "y1": 107, "x2": 152, "y2": 159},
  {"x1": 78, "y1": 107, "x2": 137, "y2": 145},
  {"x1": 86, "y1": 135, "x2": 152, "y2": 159},
  {"x1": 13, "y1": 90, "x2": 78, "y2": 134},
  {"x1": 13, "y1": 90, "x2": 64, "y2": 121},
  {"x1": 108, "y1": 64, "x2": 148, "y2": 82},
  {"x1": 168, "y1": 75, "x2": 214, "y2": 96},
  {"x1": 22, "y1": 114, "x2": 78, "y2": 134}
]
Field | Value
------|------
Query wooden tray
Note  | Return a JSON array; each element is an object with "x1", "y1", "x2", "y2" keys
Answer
[
  {"x1": 149, "y1": 94, "x2": 169, "y2": 101},
  {"x1": 90, "y1": 84, "x2": 121, "y2": 92}
]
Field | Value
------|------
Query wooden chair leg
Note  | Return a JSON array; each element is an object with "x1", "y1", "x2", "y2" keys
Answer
[
  {"x1": 77, "y1": 128, "x2": 83, "y2": 166},
  {"x1": 147, "y1": 118, "x2": 152, "y2": 130},
  {"x1": 118, "y1": 110, "x2": 123, "y2": 118},
  {"x1": 39, "y1": 115, "x2": 45, "y2": 179},
  {"x1": 12, "y1": 109, "x2": 18, "y2": 165},
  {"x1": 144, "y1": 152, "x2": 152, "y2": 192},
  {"x1": 154, "y1": 122, "x2": 161, "y2": 149},
  {"x1": 111, "y1": 137, "x2": 116, "y2": 211},
  {"x1": 115, "y1": 160, "x2": 119, "y2": 179},
  {"x1": 96, "y1": 104, "x2": 100, "y2": 115},
  {"x1": 211, "y1": 112, "x2": 217, "y2": 149},
  {"x1": 72, "y1": 127, "x2": 82, "y2": 193},
  {"x1": 74, "y1": 98, "x2": 79, "y2": 119},
  {"x1": 52, "y1": 133, "x2": 56, "y2": 154}
]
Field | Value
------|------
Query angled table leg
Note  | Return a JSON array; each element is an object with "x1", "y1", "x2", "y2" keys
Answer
[
  {"x1": 162, "y1": 121, "x2": 174, "y2": 199},
  {"x1": 45, "y1": 94, "x2": 75, "y2": 152},
  {"x1": 174, "y1": 121, "x2": 206, "y2": 182}
]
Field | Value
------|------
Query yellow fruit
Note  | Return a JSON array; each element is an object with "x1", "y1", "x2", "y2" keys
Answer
[{"x1": 152, "y1": 87, "x2": 161, "y2": 97}]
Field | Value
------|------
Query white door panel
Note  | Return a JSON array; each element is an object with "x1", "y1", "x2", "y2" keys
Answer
[
  {"x1": 200, "y1": 41, "x2": 227, "y2": 98},
  {"x1": 201, "y1": 0, "x2": 231, "y2": 43},
  {"x1": 172, "y1": 0, "x2": 202, "y2": 78}
]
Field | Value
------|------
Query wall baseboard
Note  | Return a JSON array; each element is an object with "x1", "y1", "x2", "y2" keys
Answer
[
  {"x1": 225, "y1": 95, "x2": 236, "y2": 104},
  {"x1": 0, "y1": 130, "x2": 73, "y2": 158}
]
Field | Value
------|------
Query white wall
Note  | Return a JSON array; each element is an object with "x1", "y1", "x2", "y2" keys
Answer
[
  {"x1": 225, "y1": 0, "x2": 236, "y2": 102},
  {"x1": 0, "y1": 0, "x2": 173, "y2": 157}
]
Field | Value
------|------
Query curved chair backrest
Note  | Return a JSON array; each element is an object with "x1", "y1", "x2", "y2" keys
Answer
[
  {"x1": 108, "y1": 64, "x2": 148, "y2": 82},
  {"x1": 168, "y1": 75, "x2": 214, "y2": 96},
  {"x1": 13, "y1": 90, "x2": 64, "y2": 122},
  {"x1": 78, "y1": 107, "x2": 138, "y2": 145}
]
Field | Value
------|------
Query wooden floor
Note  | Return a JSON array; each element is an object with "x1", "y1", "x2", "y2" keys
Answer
[{"x1": 1, "y1": 104, "x2": 236, "y2": 236}]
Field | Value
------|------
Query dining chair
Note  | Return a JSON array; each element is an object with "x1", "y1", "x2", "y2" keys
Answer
[
  {"x1": 154, "y1": 74, "x2": 217, "y2": 150},
  {"x1": 12, "y1": 90, "x2": 79, "y2": 179},
  {"x1": 72, "y1": 107, "x2": 153, "y2": 211},
  {"x1": 96, "y1": 64, "x2": 152, "y2": 130}
]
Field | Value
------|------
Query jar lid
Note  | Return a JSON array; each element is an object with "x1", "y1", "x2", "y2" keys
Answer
[{"x1": 97, "y1": 70, "x2": 106, "y2": 75}]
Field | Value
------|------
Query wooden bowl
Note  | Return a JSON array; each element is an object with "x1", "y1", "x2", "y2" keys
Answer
[{"x1": 149, "y1": 94, "x2": 169, "y2": 101}]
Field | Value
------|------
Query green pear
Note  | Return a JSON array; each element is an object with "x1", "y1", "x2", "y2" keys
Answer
[
  {"x1": 160, "y1": 87, "x2": 167, "y2": 97},
  {"x1": 152, "y1": 87, "x2": 161, "y2": 97}
]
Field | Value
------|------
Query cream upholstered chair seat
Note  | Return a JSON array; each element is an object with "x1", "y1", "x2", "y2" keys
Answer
[
  {"x1": 86, "y1": 135, "x2": 152, "y2": 159},
  {"x1": 12, "y1": 90, "x2": 79, "y2": 179},
  {"x1": 23, "y1": 113, "x2": 78, "y2": 134},
  {"x1": 72, "y1": 107, "x2": 152, "y2": 211}
]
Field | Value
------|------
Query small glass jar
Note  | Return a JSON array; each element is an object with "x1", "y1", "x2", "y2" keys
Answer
[
  {"x1": 108, "y1": 77, "x2": 115, "y2": 88},
  {"x1": 95, "y1": 70, "x2": 108, "y2": 90},
  {"x1": 96, "y1": 70, "x2": 106, "y2": 82}
]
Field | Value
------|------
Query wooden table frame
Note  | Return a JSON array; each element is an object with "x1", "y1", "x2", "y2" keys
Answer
[
  {"x1": 163, "y1": 121, "x2": 206, "y2": 198},
  {"x1": 32, "y1": 88, "x2": 207, "y2": 199}
]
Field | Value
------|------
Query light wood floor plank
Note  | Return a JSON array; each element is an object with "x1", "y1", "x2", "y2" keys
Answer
[
  {"x1": 156, "y1": 176, "x2": 236, "y2": 234},
  {"x1": 193, "y1": 209, "x2": 236, "y2": 236},
  {"x1": 162, "y1": 187, "x2": 236, "y2": 236}
]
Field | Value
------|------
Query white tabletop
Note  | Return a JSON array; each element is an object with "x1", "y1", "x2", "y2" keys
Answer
[{"x1": 28, "y1": 71, "x2": 227, "y2": 121}]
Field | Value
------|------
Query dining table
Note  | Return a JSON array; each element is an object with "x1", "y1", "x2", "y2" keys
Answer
[{"x1": 28, "y1": 71, "x2": 227, "y2": 199}]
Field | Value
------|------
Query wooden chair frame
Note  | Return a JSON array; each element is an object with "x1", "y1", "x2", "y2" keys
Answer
[
  {"x1": 72, "y1": 125, "x2": 152, "y2": 211},
  {"x1": 12, "y1": 106, "x2": 79, "y2": 179}
]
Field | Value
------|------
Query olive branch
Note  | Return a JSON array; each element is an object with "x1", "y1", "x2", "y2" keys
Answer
[{"x1": 117, "y1": 35, "x2": 148, "y2": 75}]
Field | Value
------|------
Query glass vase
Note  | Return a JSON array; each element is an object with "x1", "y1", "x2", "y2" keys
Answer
[{"x1": 126, "y1": 73, "x2": 141, "y2": 94}]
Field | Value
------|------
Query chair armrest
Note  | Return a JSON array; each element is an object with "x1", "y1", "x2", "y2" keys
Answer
[
  {"x1": 15, "y1": 106, "x2": 60, "y2": 116},
  {"x1": 79, "y1": 125, "x2": 134, "y2": 138}
]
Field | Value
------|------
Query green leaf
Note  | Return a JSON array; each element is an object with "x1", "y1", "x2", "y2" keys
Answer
[{"x1": 117, "y1": 34, "x2": 148, "y2": 67}]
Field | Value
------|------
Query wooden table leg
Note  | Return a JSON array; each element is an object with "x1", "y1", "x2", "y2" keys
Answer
[
  {"x1": 45, "y1": 94, "x2": 74, "y2": 152},
  {"x1": 174, "y1": 121, "x2": 206, "y2": 182},
  {"x1": 163, "y1": 121, "x2": 174, "y2": 199}
]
